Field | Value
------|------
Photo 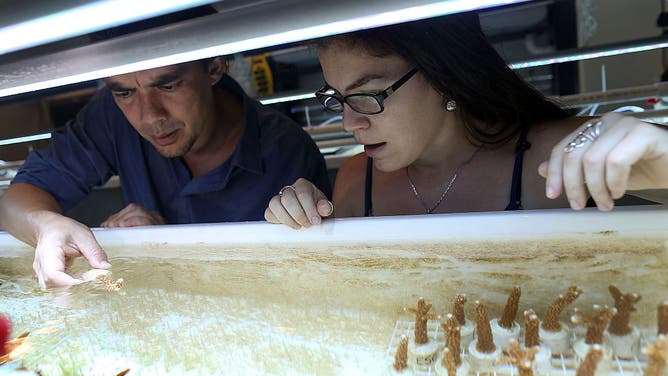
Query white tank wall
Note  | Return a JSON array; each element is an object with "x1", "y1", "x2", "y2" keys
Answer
[{"x1": 0, "y1": 207, "x2": 666, "y2": 252}]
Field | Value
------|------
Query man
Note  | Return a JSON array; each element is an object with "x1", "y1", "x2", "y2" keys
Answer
[{"x1": 0, "y1": 57, "x2": 331, "y2": 288}]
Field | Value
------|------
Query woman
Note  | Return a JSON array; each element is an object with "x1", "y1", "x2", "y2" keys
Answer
[{"x1": 265, "y1": 12, "x2": 668, "y2": 229}]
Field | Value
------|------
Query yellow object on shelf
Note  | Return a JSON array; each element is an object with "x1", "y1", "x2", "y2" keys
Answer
[{"x1": 249, "y1": 54, "x2": 274, "y2": 96}]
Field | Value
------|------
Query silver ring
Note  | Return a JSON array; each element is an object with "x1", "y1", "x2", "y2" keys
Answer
[
  {"x1": 279, "y1": 185, "x2": 297, "y2": 197},
  {"x1": 564, "y1": 120, "x2": 602, "y2": 153},
  {"x1": 325, "y1": 200, "x2": 334, "y2": 216}
]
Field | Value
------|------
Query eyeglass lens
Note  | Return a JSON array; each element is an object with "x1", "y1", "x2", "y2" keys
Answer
[{"x1": 316, "y1": 68, "x2": 417, "y2": 115}]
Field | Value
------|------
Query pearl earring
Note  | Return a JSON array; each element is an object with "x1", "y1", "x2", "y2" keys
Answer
[{"x1": 445, "y1": 100, "x2": 457, "y2": 112}]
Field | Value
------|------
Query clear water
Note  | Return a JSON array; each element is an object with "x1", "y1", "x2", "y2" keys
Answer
[
  {"x1": 0, "y1": 254, "x2": 395, "y2": 376},
  {"x1": 1, "y1": 235, "x2": 666, "y2": 376}
]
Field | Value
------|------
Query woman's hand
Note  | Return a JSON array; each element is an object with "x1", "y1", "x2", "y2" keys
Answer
[
  {"x1": 539, "y1": 112, "x2": 668, "y2": 210},
  {"x1": 264, "y1": 178, "x2": 334, "y2": 229},
  {"x1": 101, "y1": 203, "x2": 165, "y2": 227}
]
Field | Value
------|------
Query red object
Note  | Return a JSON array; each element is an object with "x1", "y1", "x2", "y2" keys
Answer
[
  {"x1": 0, "y1": 314, "x2": 10, "y2": 356},
  {"x1": 647, "y1": 97, "x2": 661, "y2": 105}
]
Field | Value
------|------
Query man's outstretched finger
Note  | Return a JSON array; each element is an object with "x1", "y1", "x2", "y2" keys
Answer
[
  {"x1": 35, "y1": 255, "x2": 84, "y2": 288},
  {"x1": 42, "y1": 271, "x2": 85, "y2": 288},
  {"x1": 78, "y1": 238, "x2": 111, "y2": 269}
]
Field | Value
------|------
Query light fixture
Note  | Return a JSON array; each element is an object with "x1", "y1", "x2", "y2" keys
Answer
[
  {"x1": 0, "y1": 0, "x2": 216, "y2": 55},
  {"x1": 510, "y1": 35, "x2": 668, "y2": 69},
  {"x1": 260, "y1": 92, "x2": 315, "y2": 105},
  {"x1": 0, "y1": 0, "x2": 531, "y2": 99},
  {"x1": 1, "y1": 1, "x2": 664, "y2": 147},
  {"x1": 0, "y1": 132, "x2": 51, "y2": 146}
]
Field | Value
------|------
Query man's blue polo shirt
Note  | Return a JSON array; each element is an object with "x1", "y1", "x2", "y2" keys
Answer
[{"x1": 13, "y1": 75, "x2": 331, "y2": 224}]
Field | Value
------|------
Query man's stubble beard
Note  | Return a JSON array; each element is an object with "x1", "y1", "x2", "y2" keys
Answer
[{"x1": 155, "y1": 133, "x2": 196, "y2": 158}]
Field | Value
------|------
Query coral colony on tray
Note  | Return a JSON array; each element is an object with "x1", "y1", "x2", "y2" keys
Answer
[{"x1": 391, "y1": 285, "x2": 668, "y2": 375}]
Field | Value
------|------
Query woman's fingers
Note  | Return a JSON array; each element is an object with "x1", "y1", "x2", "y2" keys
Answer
[
  {"x1": 264, "y1": 206, "x2": 279, "y2": 224},
  {"x1": 555, "y1": 120, "x2": 602, "y2": 209},
  {"x1": 544, "y1": 139, "x2": 567, "y2": 200},
  {"x1": 279, "y1": 185, "x2": 312, "y2": 227},
  {"x1": 605, "y1": 122, "x2": 667, "y2": 195},
  {"x1": 542, "y1": 113, "x2": 668, "y2": 211},
  {"x1": 578, "y1": 121, "x2": 628, "y2": 210},
  {"x1": 561, "y1": 149, "x2": 588, "y2": 209},
  {"x1": 317, "y1": 199, "x2": 334, "y2": 218},
  {"x1": 265, "y1": 179, "x2": 333, "y2": 229},
  {"x1": 605, "y1": 135, "x2": 640, "y2": 199},
  {"x1": 267, "y1": 195, "x2": 303, "y2": 229}
]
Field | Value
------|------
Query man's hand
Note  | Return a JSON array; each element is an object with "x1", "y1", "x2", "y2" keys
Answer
[
  {"x1": 32, "y1": 211, "x2": 111, "y2": 288},
  {"x1": 101, "y1": 203, "x2": 166, "y2": 228}
]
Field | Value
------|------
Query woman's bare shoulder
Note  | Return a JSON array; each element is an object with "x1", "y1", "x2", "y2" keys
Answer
[
  {"x1": 525, "y1": 116, "x2": 592, "y2": 167},
  {"x1": 519, "y1": 116, "x2": 591, "y2": 209},
  {"x1": 530, "y1": 116, "x2": 591, "y2": 152},
  {"x1": 332, "y1": 152, "x2": 368, "y2": 217}
]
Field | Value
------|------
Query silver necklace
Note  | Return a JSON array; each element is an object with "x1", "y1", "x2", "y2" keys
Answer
[{"x1": 405, "y1": 147, "x2": 482, "y2": 214}]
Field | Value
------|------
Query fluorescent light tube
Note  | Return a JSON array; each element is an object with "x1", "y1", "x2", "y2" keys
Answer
[
  {"x1": 0, "y1": 132, "x2": 51, "y2": 146},
  {"x1": 510, "y1": 36, "x2": 668, "y2": 69},
  {"x1": 0, "y1": 0, "x2": 216, "y2": 55},
  {"x1": 260, "y1": 92, "x2": 315, "y2": 105},
  {"x1": 0, "y1": 0, "x2": 531, "y2": 98}
]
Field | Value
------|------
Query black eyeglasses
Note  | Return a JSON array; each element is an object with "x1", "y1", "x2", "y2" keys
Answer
[{"x1": 315, "y1": 68, "x2": 418, "y2": 115}]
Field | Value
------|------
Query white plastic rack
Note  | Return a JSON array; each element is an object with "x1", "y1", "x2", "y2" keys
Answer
[{"x1": 388, "y1": 320, "x2": 650, "y2": 375}]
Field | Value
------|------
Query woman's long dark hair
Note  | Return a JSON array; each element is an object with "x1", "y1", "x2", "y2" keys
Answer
[{"x1": 317, "y1": 12, "x2": 570, "y2": 145}]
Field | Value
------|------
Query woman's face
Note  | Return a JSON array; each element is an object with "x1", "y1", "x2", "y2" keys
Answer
[{"x1": 318, "y1": 42, "x2": 452, "y2": 172}]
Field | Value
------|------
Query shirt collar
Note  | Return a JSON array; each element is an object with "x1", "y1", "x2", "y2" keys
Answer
[{"x1": 178, "y1": 75, "x2": 265, "y2": 196}]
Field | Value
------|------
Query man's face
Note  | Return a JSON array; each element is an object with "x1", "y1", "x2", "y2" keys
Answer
[{"x1": 105, "y1": 61, "x2": 219, "y2": 158}]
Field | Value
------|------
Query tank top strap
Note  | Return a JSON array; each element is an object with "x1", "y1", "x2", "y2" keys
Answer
[
  {"x1": 364, "y1": 157, "x2": 373, "y2": 217},
  {"x1": 505, "y1": 127, "x2": 532, "y2": 211}
]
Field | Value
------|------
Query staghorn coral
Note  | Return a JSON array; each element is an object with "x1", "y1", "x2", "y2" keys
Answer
[
  {"x1": 571, "y1": 305, "x2": 617, "y2": 345},
  {"x1": 658, "y1": 301, "x2": 668, "y2": 336},
  {"x1": 607, "y1": 285, "x2": 641, "y2": 336},
  {"x1": 499, "y1": 286, "x2": 521, "y2": 329},
  {"x1": 576, "y1": 344, "x2": 604, "y2": 376},
  {"x1": 441, "y1": 314, "x2": 461, "y2": 367},
  {"x1": 393, "y1": 335, "x2": 408, "y2": 371},
  {"x1": 542, "y1": 285, "x2": 583, "y2": 332},
  {"x1": 643, "y1": 334, "x2": 668, "y2": 376},
  {"x1": 474, "y1": 301, "x2": 496, "y2": 354},
  {"x1": 97, "y1": 275, "x2": 124, "y2": 291},
  {"x1": 452, "y1": 294, "x2": 468, "y2": 326},
  {"x1": 441, "y1": 347, "x2": 457, "y2": 375},
  {"x1": 524, "y1": 309, "x2": 540, "y2": 348},
  {"x1": 499, "y1": 339, "x2": 537, "y2": 376},
  {"x1": 406, "y1": 297, "x2": 436, "y2": 345}
]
